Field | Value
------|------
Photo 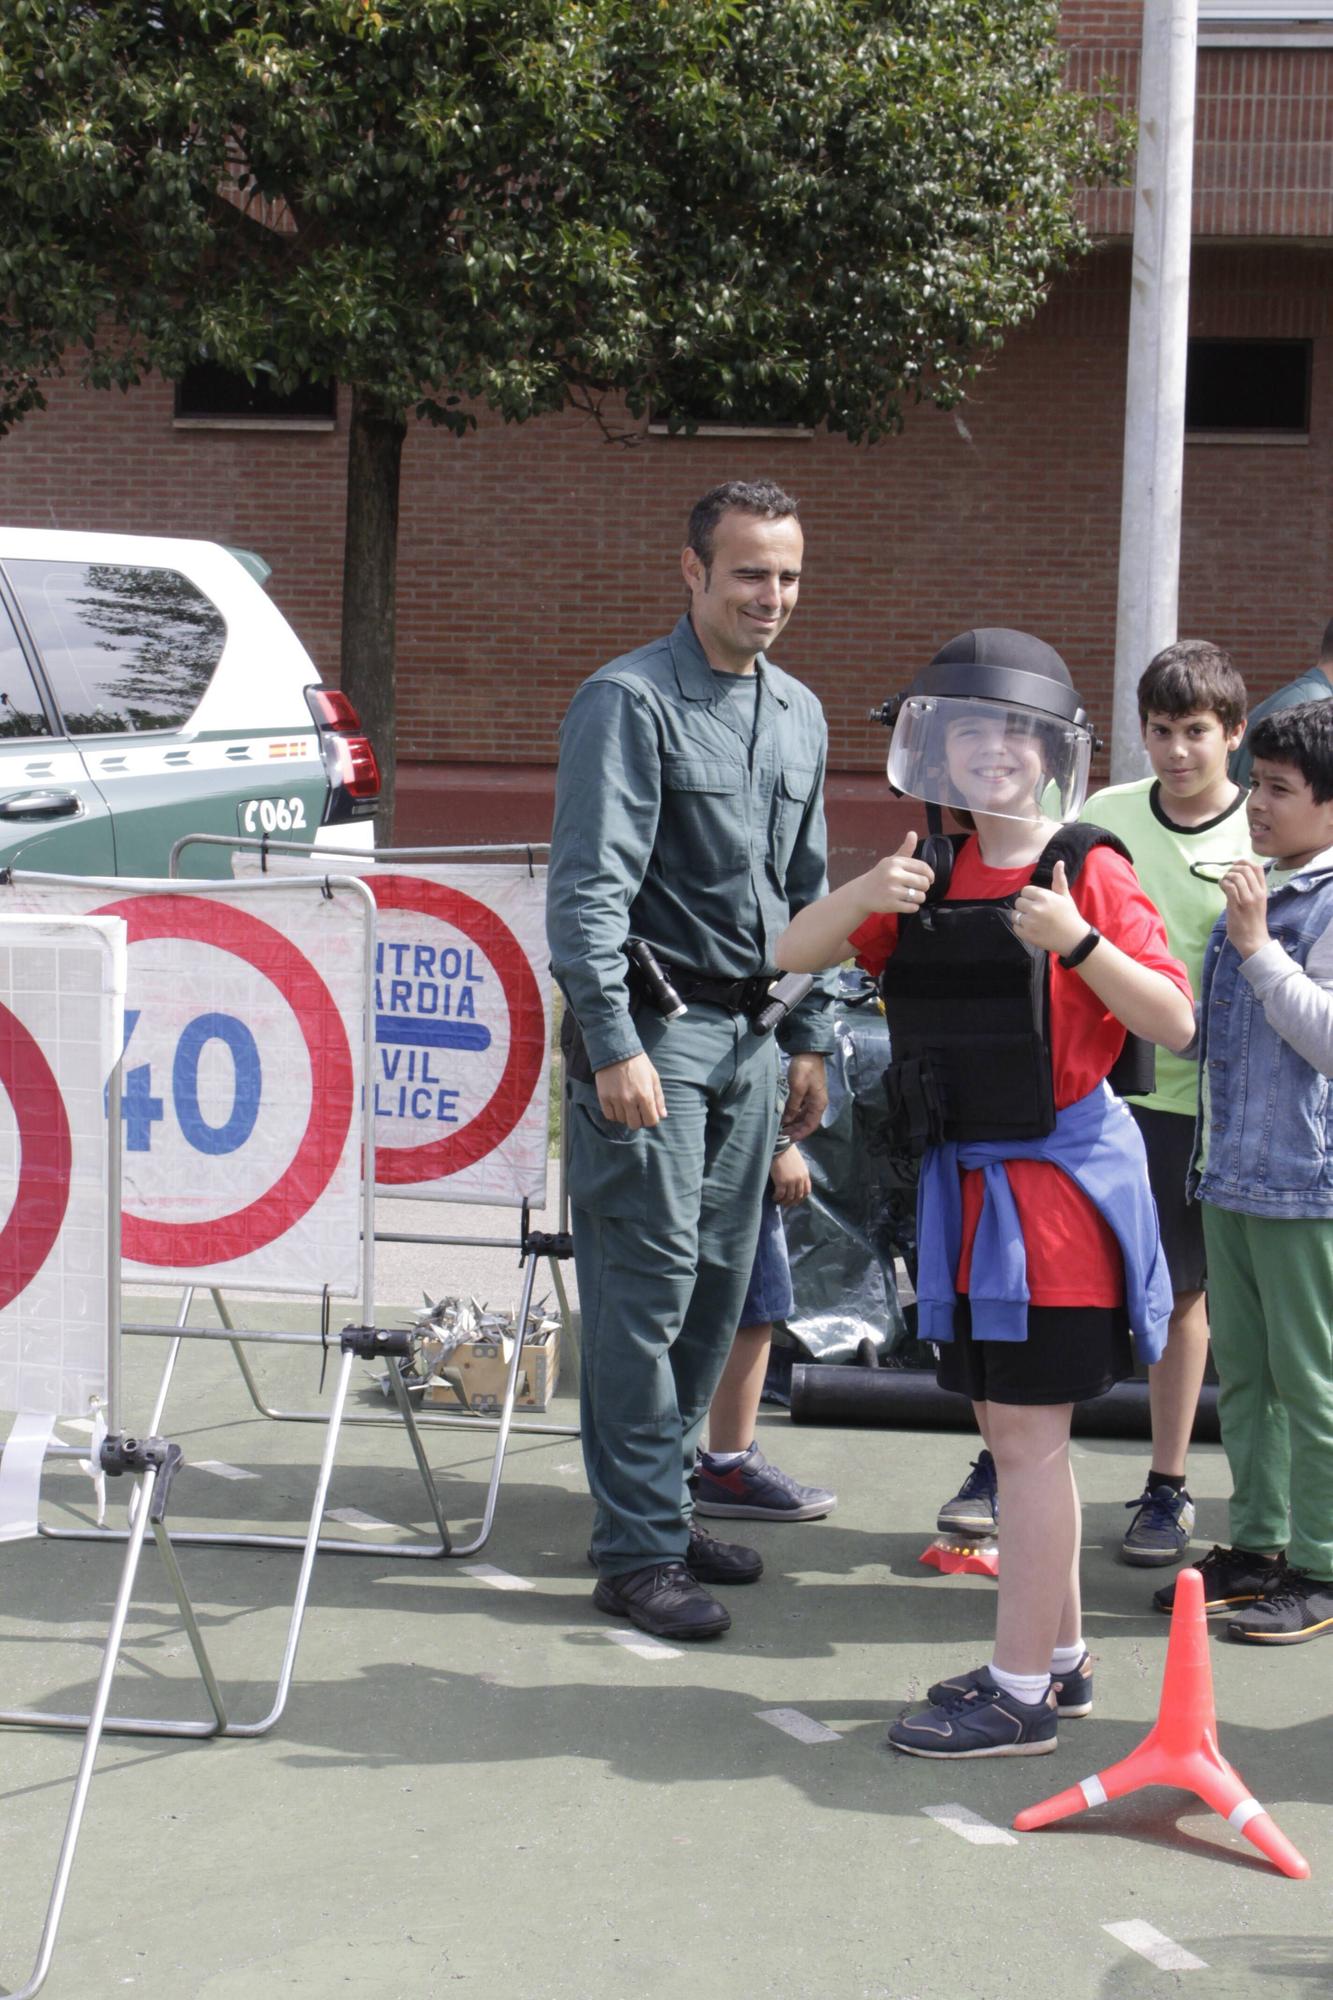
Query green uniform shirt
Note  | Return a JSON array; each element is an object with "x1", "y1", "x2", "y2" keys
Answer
[
  {"x1": 547, "y1": 614, "x2": 835, "y2": 1073},
  {"x1": 1079, "y1": 776, "x2": 1254, "y2": 1116},
  {"x1": 1231, "y1": 666, "x2": 1333, "y2": 790}
]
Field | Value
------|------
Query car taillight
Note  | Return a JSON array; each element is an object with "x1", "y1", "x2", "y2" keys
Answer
[{"x1": 306, "y1": 686, "x2": 381, "y2": 819}]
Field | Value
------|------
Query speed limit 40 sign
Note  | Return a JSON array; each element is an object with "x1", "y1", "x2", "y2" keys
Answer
[{"x1": 1, "y1": 879, "x2": 368, "y2": 1296}]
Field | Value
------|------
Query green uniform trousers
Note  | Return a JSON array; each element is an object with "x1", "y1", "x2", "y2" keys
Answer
[
  {"x1": 1202, "y1": 1202, "x2": 1333, "y2": 1578},
  {"x1": 567, "y1": 1003, "x2": 779, "y2": 1574}
]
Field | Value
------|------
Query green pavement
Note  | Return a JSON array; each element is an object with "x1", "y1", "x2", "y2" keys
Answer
[{"x1": 1, "y1": 1298, "x2": 1329, "y2": 2000}]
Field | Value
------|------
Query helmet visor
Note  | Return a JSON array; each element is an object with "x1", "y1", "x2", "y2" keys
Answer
[{"x1": 887, "y1": 694, "x2": 1093, "y2": 823}]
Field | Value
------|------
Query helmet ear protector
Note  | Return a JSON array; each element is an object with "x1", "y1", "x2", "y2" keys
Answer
[{"x1": 871, "y1": 628, "x2": 1102, "y2": 826}]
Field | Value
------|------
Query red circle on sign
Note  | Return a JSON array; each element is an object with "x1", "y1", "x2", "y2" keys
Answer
[
  {"x1": 0, "y1": 1003, "x2": 73, "y2": 1309},
  {"x1": 369, "y1": 877, "x2": 544, "y2": 1183},
  {"x1": 95, "y1": 896, "x2": 354, "y2": 1266}
]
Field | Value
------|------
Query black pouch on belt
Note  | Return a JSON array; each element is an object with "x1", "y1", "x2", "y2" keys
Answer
[
  {"x1": 560, "y1": 1006, "x2": 595, "y2": 1085},
  {"x1": 882, "y1": 1053, "x2": 947, "y2": 1157}
]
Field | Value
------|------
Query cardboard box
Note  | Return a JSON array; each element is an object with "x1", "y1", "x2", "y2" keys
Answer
[{"x1": 421, "y1": 1320, "x2": 560, "y2": 1414}]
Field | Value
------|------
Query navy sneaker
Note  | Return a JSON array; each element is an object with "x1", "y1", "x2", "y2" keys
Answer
[
  {"x1": 936, "y1": 1450, "x2": 998, "y2": 1538},
  {"x1": 1225, "y1": 1564, "x2": 1333, "y2": 1645},
  {"x1": 1153, "y1": 1543, "x2": 1284, "y2": 1615},
  {"x1": 685, "y1": 1521, "x2": 763, "y2": 1584},
  {"x1": 887, "y1": 1671, "x2": 1057, "y2": 1759},
  {"x1": 927, "y1": 1651, "x2": 1093, "y2": 1719},
  {"x1": 592, "y1": 1561, "x2": 730, "y2": 1641},
  {"x1": 1121, "y1": 1483, "x2": 1195, "y2": 1567},
  {"x1": 693, "y1": 1443, "x2": 836, "y2": 1522},
  {"x1": 585, "y1": 1524, "x2": 762, "y2": 1585}
]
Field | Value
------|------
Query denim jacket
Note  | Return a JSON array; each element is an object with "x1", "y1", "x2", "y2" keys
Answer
[{"x1": 1189, "y1": 861, "x2": 1333, "y2": 1218}]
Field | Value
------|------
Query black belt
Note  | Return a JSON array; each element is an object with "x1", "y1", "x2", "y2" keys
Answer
[{"x1": 659, "y1": 960, "x2": 772, "y2": 1014}]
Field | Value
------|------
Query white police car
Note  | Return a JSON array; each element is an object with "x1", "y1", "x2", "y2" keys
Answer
[{"x1": 0, "y1": 527, "x2": 379, "y2": 876}]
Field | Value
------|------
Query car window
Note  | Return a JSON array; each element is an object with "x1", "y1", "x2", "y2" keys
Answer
[
  {"x1": 0, "y1": 596, "x2": 50, "y2": 739},
  {"x1": 5, "y1": 560, "x2": 226, "y2": 734}
]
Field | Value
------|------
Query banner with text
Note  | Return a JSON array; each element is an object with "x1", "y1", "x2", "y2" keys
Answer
[{"x1": 237, "y1": 856, "x2": 550, "y2": 1206}]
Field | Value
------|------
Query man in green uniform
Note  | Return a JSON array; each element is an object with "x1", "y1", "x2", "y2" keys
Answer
[
  {"x1": 1231, "y1": 616, "x2": 1333, "y2": 790},
  {"x1": 547, "y1": 479, "x2": 834, "y2": 1641}
]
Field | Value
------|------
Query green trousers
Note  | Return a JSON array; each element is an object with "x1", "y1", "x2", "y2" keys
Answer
[
  {"x1": 1202, "y1": 1202, "x2": 1333, "y2": 1578},
  {"x1": 568, "y1": 1004, "x2": 779, "y2": 1575}
]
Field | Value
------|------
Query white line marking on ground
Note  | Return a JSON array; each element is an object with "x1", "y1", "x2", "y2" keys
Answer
[
  {"x1": 755, "y1": 1707, "x2": 843, "y2": 1745},
  {"x1": 604, "y1": 1627, "x2": 682, "y2": 1661},
  {"x1": 459, "y1": 1563, "x2": 534, "y2": 1592},
  {"x1": 327, "y1": 1506, "x2": 394, "y2": 1531},
  {"x1": 193, "y1": 1460, "x2": 259, "y2": 1481},
  {"x1": 57, "y1": 1419, "x2": 96, "y2": 1436},
  {"x1": 1102, "y1": 1921, "x2": 1208, "y2": 1972},
  {"x1": 921, "y1": 1803, "x2": 1019, "y2": 1846}
]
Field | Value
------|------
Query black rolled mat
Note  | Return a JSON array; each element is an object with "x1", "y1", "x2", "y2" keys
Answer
[{"x1": 789, "y1": 1364, "x2": 1219, "y2": 1441}]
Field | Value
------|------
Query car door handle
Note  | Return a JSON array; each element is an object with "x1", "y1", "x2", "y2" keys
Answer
[{"x1": 0, "y1": 789, "x2": 84, "y2": 820}]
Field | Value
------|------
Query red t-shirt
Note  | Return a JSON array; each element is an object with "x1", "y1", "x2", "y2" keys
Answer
[{"x1": 849, "y1": 841, "x2": 1192, "y2": 1306}]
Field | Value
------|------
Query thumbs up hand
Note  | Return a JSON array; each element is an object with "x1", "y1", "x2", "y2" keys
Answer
[
  {"x1": 1012, "y1": 857, "x2": 1088, "y2": 957},
  {"x1": 861, "y1": 831, "x2": 936, "y2": 915}
]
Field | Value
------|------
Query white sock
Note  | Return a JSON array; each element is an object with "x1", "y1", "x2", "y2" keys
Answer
[
  {"x1": 701, "y1": 1446, "x2": 750, "y2": 1470},
  {"x1": 1050, "y1": 1641, "x2": 1086, "y2": 1676},
  {"x1": 988, "y1": 1661, "x2": 1052, "y2": 1707}
]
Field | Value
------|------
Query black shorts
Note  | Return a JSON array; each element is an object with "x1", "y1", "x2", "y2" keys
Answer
[
  {"x1": 936, "y1": 1300, "x2": 1134, "y2": 1407},
  {"x1": 1129, "y1": 1103, "x2": 1206, "y2": 1295}
]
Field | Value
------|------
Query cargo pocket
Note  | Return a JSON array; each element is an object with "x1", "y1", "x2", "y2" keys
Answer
[{"x1": 565, "y1": 1078, "x2": 650, "y2": 1220}]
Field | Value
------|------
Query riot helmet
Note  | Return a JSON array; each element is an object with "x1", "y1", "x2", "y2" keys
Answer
[{"x1": 881, "y1": 628, "x2": 1096, "y2": 824}]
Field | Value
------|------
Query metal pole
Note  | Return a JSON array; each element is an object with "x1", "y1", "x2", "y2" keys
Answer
[{"x1": 1110, "y1": 0, "x2": 1198, "y2": 782}]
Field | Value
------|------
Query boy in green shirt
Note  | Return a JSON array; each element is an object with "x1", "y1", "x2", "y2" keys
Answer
[{"x1": 1079, "y1": 640, "x2": 1252, "y2": 1563}]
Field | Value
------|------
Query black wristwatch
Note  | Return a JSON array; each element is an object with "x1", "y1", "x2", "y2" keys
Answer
[{"x1": 1058, "y1": 927, "x2": 1102, "y2": 971}]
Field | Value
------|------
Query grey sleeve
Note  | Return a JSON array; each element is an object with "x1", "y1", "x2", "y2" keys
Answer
[
  {"x1": 545, "y1": 679, "x2": 661, "y2": 1073},
  {"x1": 1240, "y1": 930, "x2": 1333, "y2": 1077}
]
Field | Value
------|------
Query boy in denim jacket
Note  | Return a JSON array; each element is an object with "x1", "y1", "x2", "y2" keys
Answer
[{"x1": 1156, "y1": 700, "x2": 1333, "y2": 1643}]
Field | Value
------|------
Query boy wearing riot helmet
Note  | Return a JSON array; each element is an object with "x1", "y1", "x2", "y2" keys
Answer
[{"x1": 778, "y1": 629, "x2": 1196, "y2": 1758}]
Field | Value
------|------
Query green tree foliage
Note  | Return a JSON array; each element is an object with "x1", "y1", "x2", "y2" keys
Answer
[{"x1": 0, "y1": 0, "x2": 1126, "y2": 820}]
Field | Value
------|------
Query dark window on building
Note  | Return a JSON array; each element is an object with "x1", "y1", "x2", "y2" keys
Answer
[
  {"x1": 175, "y1": 362, "x2": 336, "y2": 423},
  {"x1": 1185, "y1": 339, "x2": 1311, "y2": 435},
  {"x1": 0, "y1": 597, "x2": 51, "y2": 740},
  {"x1": 6, "y1": 562, "x2": 227, "y2": 734}
]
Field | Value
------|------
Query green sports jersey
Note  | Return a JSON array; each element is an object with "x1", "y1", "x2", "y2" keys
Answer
[{"x1": 1078, "y1": 777, "x2": 1254, "y2": 1116}]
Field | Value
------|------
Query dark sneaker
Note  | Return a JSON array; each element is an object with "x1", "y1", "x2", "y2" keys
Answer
[
  {"x1": 1153, "y1": 1544, "x2": 1284, "y2": 1616},
  {"x1": 887, "y1": 1671, "x2": 1057, "y2": 1759},
  {"x1": 1121, "y1": 1484, "x2": 1196, "y2": 1568},
  {"x1": 693, "y1": 1443, "x2": 837, "y2": 1522},
  {"x1": 686, "y1": 1521, "x2": 763, "y2": 1584},
  {"x1": 936, "y1": 1450, "x2": 998, "y2": 1538},
  {"x1": 1225, "y1": 1565, "x2": 1333, "y2": 1645},
  {"x1": 927, "y1": 1651, "x2": 1093, "y2": 1719},
  {"x1": 592, "y1": 1561, "x2": 731, "y2": 1641},
  {"x1": 585, "y1": 1525, "x2": 762, "y2": 1586}
]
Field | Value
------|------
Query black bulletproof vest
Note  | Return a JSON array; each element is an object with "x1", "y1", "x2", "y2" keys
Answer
[{"x1": 878, "y1": 824, "x2": 1153, "y2": 1154}]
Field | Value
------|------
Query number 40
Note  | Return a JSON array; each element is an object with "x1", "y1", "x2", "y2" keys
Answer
[{"x1": 114, "y1": 1010, "x2": 262, "y2": 1155}]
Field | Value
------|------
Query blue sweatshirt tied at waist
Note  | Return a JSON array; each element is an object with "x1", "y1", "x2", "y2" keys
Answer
[{"x1": 916, "y1": 1082, "x2": 1172, "y2": 1363}]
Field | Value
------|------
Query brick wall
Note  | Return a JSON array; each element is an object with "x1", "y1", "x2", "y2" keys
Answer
[{"x1": 2, "y1": 238, "x2": 1329, "y2": 826}]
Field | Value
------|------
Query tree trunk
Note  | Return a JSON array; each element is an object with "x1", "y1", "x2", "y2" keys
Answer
[{"x1": 340, "y1": 386, "x2": 407, "y2": 842}]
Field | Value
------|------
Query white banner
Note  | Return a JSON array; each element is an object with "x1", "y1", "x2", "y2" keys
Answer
[
  {"x1": 0, "y1": 915, "x2": 125, "y2": 1418},
  {"x1": 0, "y1": 881, "x2": 367, "y2": 1295},
  {"x1": 236, "y1": 855, "x2": 551, "y2": 1206}
]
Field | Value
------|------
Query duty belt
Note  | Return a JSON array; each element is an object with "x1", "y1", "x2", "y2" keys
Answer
[{"x1": 657, "y1": 960, "x2": 772, "y2": 1015}]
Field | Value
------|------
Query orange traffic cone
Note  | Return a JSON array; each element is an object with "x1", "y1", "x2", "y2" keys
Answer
[
  {"x1": 919, "y1": 1535, "x2": 999, "y2": 1578},
  {"x1": 1013, "y1": 1566, "x2": 1310, "y2": 1878}
]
